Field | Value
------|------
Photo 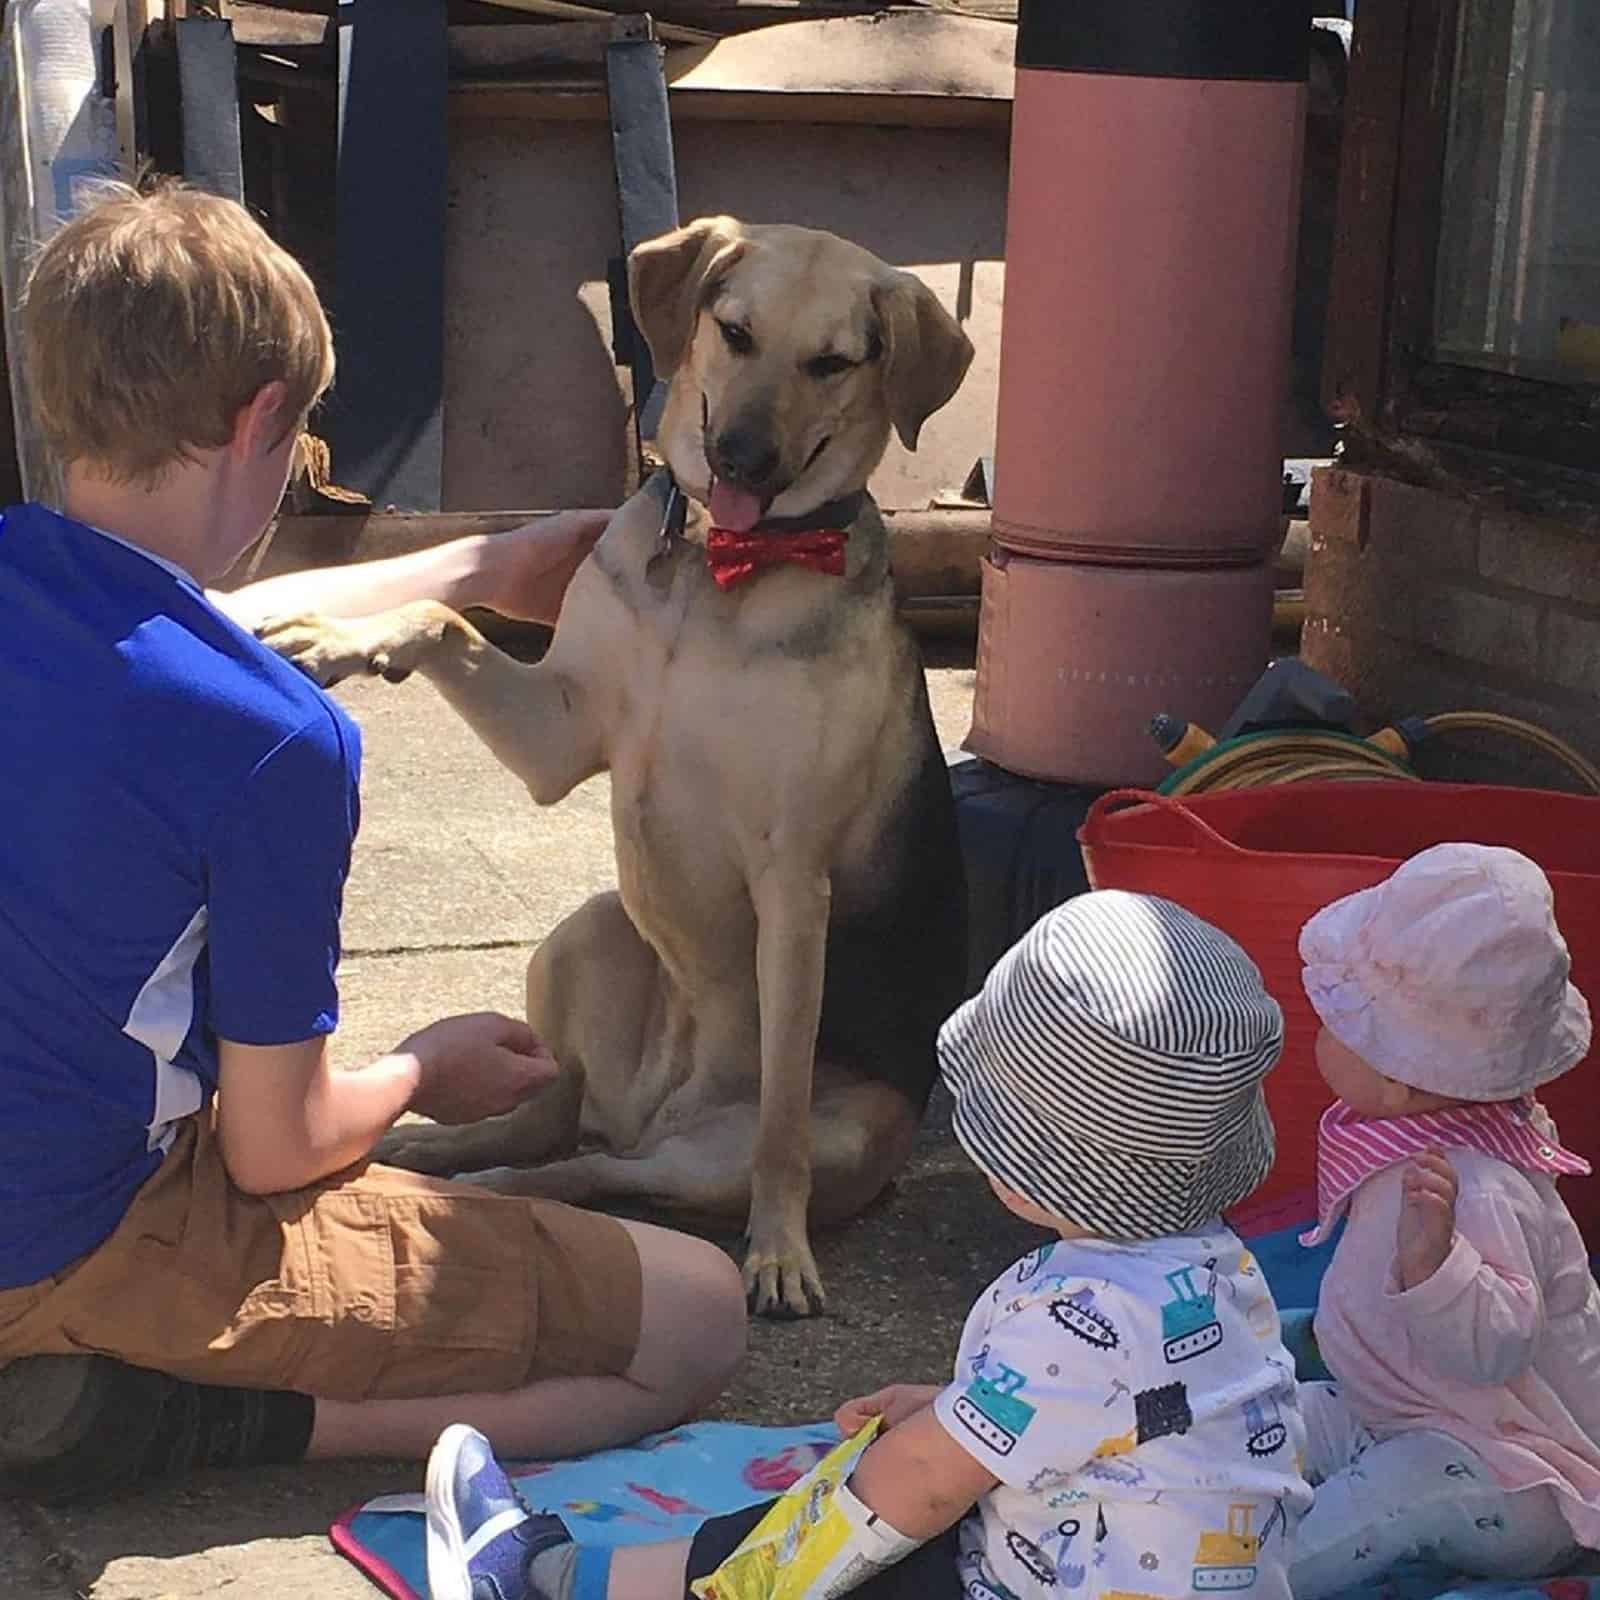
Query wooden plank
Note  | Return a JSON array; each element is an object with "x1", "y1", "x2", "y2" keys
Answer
[
  {"x1": 1322, "y1": 0, "x2": 1414, "y2": 427},
  {"x1": 176, "y1": 17, "x2": 245, "y2": 201},
  {"x1": 236, "y1": 0, "x2": 1014, "y2": 21},
  {"x1": 225, "y1": 506, "x2": 994, "y2": 596},
  {"x1": 475, "y1": 0, "x2": 714, "y2": 45},
  {"x1": 582, "y1": 0, "x2": 1016, "y2": 32},
  {"x1": 232, "y1": 4, "x2": 329, "y2": 46},
  {"x1": 1381, "y1": 0, "x2": 1462, "y2": 423},
  {"x1": 1391, "y1": 360, "x2": 1600, "y2": 479},
  {"x1": 449, "y1": 21, "x2": 612, "y2": 72},
  {"x1": 330, "y1": 0, "x2": 447, "y2": 510},
  {"x1": 666, "y1": 11, "x2": 1014, "y2": 99},
  {"x1": 452, "y1": 85, "x2": 1012, "y2": 128},
  {"x1": 112, "y1": 0, "x2": 153, "y2": 171}
]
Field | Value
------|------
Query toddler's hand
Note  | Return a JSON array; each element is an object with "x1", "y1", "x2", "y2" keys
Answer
[
  {"x1": 833, "y1": 1383, "x2": 942, "y2": 1436},
  {"x1": 1396, "y1": 1145, "x2": 1458, "y2": 1289}
]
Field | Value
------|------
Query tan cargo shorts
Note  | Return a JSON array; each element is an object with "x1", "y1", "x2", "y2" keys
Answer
[{"x1": 0, "y1": 1113, "x2": 641, "y2": 1402}]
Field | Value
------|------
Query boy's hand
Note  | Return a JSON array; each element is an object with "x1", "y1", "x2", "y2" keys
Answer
[
  {"x1": 486, "y1": 509, "x2": 612, "y2": 625},
  {"x1": 402, "y1": 1012, "x2": 560, "y2": 1124},
  {"x1": 834, "y1": 1383, "x2": 943, "y2": 1436},
  {"x1": 1396, "y1": 1145, "x2": 1459, "y2": 1290}
]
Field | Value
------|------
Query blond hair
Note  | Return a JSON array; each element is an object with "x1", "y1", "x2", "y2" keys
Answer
[{"x1": 20, "y1": 182, "x2": 334, "y2": 480}]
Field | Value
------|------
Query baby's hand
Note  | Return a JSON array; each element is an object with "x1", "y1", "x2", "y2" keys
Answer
[
  {"x1": 833, "y1": 1383, "x2": 942, "y2": 1437},
  {"x1": 1396, "y1": 1145, "x2": 1459, "y2": 1290}
]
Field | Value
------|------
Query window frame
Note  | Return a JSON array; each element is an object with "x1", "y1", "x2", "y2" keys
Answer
[{"x1": 1324, "y1": 0, "x2": 1600, "y2": 512}]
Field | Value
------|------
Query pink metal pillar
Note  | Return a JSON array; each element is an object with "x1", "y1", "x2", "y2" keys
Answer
[{"x1": 968, "y1": 1, "x2": 1312, "y2": 785}]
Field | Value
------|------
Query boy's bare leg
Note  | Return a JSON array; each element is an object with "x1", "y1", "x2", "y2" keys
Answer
[
  {"x1": 210, "y1": 510, "x2": 611, "y2": 631},
  {"x1": 304, "y1": 1219, "x2": 745, "y2": 1461}
]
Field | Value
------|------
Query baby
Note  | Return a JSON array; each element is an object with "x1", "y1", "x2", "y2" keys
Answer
[
  {"x1": 1292, "y1": 842, "x2": 1600, "y2": 1597},
  {"x1": 423, "y1": 890, "x2": 1312, "y2": 1600}
]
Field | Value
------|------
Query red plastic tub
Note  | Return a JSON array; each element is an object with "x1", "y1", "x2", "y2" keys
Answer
[{"x1": 1077, "y1": 782, "x2": 1600, "y2": 1241}]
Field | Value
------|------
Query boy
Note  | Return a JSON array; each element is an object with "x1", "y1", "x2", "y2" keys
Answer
[
  {"x1": 0, "y1": 183, "x2": 744, "y2": 1502},
  {"x1": 425, "y1": 890, "x2": 1313, "y2": 1600}
]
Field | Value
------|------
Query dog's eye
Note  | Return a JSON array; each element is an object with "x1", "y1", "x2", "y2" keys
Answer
[
  {"x1": 804, "y1": 353, "x2": 855, "y2": 380},
  {"x1": 718, "y1": 321, "x2": 754, "y2": 355}
]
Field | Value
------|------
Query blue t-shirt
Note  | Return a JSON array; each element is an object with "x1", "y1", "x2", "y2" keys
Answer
[{"x1": 0, "y1": 503, "x2": 362, "y2": 1288}]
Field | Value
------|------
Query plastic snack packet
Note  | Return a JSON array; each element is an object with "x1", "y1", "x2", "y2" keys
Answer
[{"x1": 691, "y1": 1418, "x2": 916, "y2": 1599}]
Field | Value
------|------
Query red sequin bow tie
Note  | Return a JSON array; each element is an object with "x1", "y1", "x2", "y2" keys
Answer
[{"x1": 704, "y1": 527, "x2": 849, "y2": 591}]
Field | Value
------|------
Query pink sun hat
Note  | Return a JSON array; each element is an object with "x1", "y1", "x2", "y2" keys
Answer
[{"x1": 1299, "y1": 842, "x2": 1593, "y2": 1102}]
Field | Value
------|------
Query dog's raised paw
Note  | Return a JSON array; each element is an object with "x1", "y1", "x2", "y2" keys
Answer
[
  {"x1": 255, "y1": 612, "x2": 382, "y2": 687},
  {"x1": 742, "y1": 1240, "x2": 827, "y2": 1320},
  {"x1": 255, "y1": 612, "x2": 425, "y2": 688}
]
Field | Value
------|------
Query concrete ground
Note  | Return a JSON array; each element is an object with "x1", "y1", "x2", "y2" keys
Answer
[{"x1": 2, "y1": 648, "x2": 1050, "y2": 1600}]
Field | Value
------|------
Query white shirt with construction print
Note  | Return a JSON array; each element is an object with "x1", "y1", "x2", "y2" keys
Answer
[{"x1": 932, "y1": 1225, "x2": 1312, "y2": 1600}]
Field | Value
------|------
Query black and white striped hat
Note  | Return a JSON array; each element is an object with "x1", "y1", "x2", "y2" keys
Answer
[{"x1": 940, "y1": 891, "x2": 1284, "y2": 1239}]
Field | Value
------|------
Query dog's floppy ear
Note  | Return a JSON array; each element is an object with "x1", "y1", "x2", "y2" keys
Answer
[
  {"x1": 871, "y1": 272, "x2": 975, "y2": 451},
  {"x1": 628, "y1": 216, "x2": 748, "y2": 379}
]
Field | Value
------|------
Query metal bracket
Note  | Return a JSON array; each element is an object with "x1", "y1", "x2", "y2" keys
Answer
[
  {"x1": 328, "y1": 0, "x2": 447, "y2": 511},
  {"x1": 605, "y1": 15, "x2": 679, "y2": 466},
  {"x1": 175, "y1": 16, "x2": 243, "y2": 202}
]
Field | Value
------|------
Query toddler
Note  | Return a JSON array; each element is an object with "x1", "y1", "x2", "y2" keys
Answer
[
  {"x1": 1292, "y1": 842, "x2": 1600, "y2": 1597},
  {"x1": 424, "y1": 890, "x2": 1313, "y2": 1600}
]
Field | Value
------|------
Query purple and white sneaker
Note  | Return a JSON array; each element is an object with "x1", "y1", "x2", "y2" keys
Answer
[{"x1": 425, "y1": 1424, "x2": 572, "y2": 1600}]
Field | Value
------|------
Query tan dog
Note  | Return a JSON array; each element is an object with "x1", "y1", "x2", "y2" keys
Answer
[{"x1": 260, "y1": 219, "x2": 972, "y2": 1316}]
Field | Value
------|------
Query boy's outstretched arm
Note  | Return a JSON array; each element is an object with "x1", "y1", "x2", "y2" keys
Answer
[
  {"x1": 216, "y1": 1013, "x2": 557, "y2": 1195},
  {"x1": 211, "y1": 509, "x2": 611, "y2": 632},
  {"x1": 847, "y1": 1405, "x2": 999, "y2": 1541}
]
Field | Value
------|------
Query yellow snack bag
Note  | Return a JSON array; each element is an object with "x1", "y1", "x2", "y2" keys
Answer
[{"x1": 691, "y1": 1418, "x2": 912, "y2": 1600}]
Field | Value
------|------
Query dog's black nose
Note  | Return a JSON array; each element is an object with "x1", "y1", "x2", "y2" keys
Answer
[{"x1": 710, "y1": 427, "x2": 780, "y2": 490}]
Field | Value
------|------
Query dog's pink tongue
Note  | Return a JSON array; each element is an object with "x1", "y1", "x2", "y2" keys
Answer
[{"x1": 709, "y1": 480, "x2": 765, "y2": 533}]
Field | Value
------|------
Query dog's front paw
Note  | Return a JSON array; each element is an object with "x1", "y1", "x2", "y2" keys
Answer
[
  {"x1": 256, "y1": 611, "x2": 426, "y2": 688},
  {"x1": 742, "y1": 1231, "x2": 827, "y2": 1320}
]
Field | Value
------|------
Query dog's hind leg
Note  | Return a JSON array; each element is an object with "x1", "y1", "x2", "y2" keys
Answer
[
  {"x1": 803, "y1": 1079, "x2": 921, "y2": 1226},
  {"x1": 458, "y1": 1076, "x2": 918, "y2": 1237},
  {"x1": 375, "y1": 890, "x2": 660, "y2": 1179},
  {"x1": 373, "y1": 1065, "x2": 585, "y2": 1177},
  {"x1": 458, "y1": 1117, "x2": 756, "y2": 1216}
]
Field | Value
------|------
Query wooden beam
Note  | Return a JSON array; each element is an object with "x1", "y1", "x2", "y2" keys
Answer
[
  {"x1": 448, "y1": 21, "x2": 612, "y2": 72},
  {"x1": 1322, "y1": 0, "x2": 1413, "y2": 427},
  {"x1": 451, "y1": 85, "x2": 1011, "y2": 128},
  {"x1": 112, "y1": 0, "x2": 154, "y2": 171},
  {"x1": 232, "y1": 5, "x2": 329, "y2": 45},
  {"x1": 1381, "y1": 0, "x2": 1462, "y2": 423},
  {"x1": 224, "y1": 507, "x2": 994, "y2": 598},
  {"x1": 474, "y1": 0, "x2": 714, "y2": 45}
]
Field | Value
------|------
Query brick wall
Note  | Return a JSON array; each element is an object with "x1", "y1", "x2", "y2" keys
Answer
[{"x1": 1302, "y1": 465, "x2": 1600, "y2": 786}]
